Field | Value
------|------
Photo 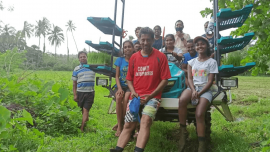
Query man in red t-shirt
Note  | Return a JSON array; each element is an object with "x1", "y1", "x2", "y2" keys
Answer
[{"x1": 111, "y1": 27, "x2": 171, "y2": 152}]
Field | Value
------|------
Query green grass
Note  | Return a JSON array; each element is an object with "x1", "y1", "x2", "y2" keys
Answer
[{"x1": 3, "y1": 72, "x2": 270, "y2": 152}]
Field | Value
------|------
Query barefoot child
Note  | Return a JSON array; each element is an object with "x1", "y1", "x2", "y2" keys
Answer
[{"x1": 113, "y1": 40, "x2": 134, "y2": 137}]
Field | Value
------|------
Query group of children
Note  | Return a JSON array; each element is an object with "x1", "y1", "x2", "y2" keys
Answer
[{"x1": 110, "y1": 20, "x2": 218, "y2": 152}]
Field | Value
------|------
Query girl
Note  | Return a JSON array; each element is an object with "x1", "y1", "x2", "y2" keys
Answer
[
  {"x1": 112, "y1": 40, "x2": 134, "y2": 137},
  {"x1": 178, "y1": 36, "x2": 218, "y2": 152},
  {"x1": 160, "y1": 34, "x2": 183, "y2": 68}
]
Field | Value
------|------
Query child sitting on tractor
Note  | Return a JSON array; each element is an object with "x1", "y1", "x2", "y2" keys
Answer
[{"x1": 178, "y1": 36, "x2": 218, "y2": 152}]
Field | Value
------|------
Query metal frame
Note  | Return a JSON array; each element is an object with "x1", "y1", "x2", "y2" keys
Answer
[
  {"x1": 212, "y1": 0, "x2": 234, "y2": 121},
  {"x1": 213, "y1": 0, "x2": 220, "y2": 90},
  {"x1": 109, "y1": 0, "x2": 125, "y2": 89}
]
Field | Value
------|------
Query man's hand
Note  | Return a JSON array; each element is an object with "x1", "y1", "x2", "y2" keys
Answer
[
  {"x1": 116, "y1": 88, "x2": 124, "y2": 97},
  {"x1": 172, "y1": 52, "x2": 178, "y2": 57},
  {"x1": 177, "y1": 32, "x2": 184, "y2": 38},
  {"x1": 140, "y1": 94, "x2": 152, "y2": 104},
  {"x1": 74, "y1": 95, "x2": 78, "y2": 102},
  {"x1": 131, "y1": 91, "x2": 139, "y2": 99}
]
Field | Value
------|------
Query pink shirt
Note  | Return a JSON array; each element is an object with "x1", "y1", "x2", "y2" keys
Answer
[{"x1": 174, "y1": 33, "x2": 191, "y2": 54}]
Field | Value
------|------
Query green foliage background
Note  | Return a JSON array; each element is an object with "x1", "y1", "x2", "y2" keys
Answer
[
  {"x1": 200, "y1": 0, "x2": 270, "y2": 75},
  {"x1": 1, "y1": 72, "x2": 270, "y2": 151}
]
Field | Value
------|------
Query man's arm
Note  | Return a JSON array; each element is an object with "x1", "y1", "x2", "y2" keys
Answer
[
  {"x1": 140, "y1": 80, "x2": 168, "y2": 104},
  {"x1": 149, "y1": 80, "x2": 168, "y2": 98},
  {"x1": 141, "y1": 54, "x2": 170, "y2": 103},
  {"x1": 127, "y1": 80, "x2": 138, "y2": 98},
  {"x1": 73, "y1": 81, "x2": 78, "y2": 101}
]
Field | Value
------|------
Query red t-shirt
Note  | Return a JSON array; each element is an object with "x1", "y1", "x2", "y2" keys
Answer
[{"x1": 126, "y1": 48, "x2": 171, "y2": 99}]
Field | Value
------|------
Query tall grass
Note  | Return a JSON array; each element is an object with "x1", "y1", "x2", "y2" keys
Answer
[
  {"x1": 222, "y1": 51, "x2": 243, "y2": 66},
  {"x1": 87, "y1": 52, "x2": 117, "y2": 65}
]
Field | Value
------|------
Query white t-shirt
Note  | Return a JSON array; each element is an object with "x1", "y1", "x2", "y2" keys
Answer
[
  {"x1": 188, "y1": 57, "x2": 218, "y2": 85},
  {"x1": 160, "y1": 47, "x2": 183, "y2": 68}
]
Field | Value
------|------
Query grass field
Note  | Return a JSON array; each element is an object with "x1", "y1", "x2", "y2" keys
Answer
[{"x1": 1, "y1": 71, "x2": 270, "y2": 152}]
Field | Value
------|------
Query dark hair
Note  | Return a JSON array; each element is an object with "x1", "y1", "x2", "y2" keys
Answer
[
  {"x1": 165, "y1": 34, "x2": 175, "y2": 42},
  {"x1": 195, "y1": 39, "x2": 211, "y2": 57},
  {"x1": 153, "y1": 25, "x2": 161, "y2": 31},
  {"x1": 139, "y1": 27, "x2": 154, "y2": 40},
  {"x1": 187, "y1": 39, "x2": 194, "y2": 44},
  {"x1": 78, "y1": 51, "x2": 87, "y2": 58},
  {"x1": 134, "y1": 41, "x2": 140, "y2": 45},
  {"x1": 123, "y1": 40, "x2": 134, "y2": 54},
  {"x1": 123, "y1": 40, "x2": 134, "y2": 48},
  {"x1": 135, "y1": 27, "x2": 141, "y2": 32},
  {"x1": 175, "y1": 20, "x2": 184, "y2": 27},
  {"x1": 204, "y1": 21, "x2": 209, "y2": 25}
]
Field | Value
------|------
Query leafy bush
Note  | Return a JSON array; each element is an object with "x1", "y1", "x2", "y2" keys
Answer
[
  {"x1": 0, "y1": 106, "x2": 45, "y2": 152},
  {"x1": 0, "y1": 48, "x2": 27, "y2": 76},
  {"x1": 0, "y1": 73, "x2": 82, "y2": 137}
]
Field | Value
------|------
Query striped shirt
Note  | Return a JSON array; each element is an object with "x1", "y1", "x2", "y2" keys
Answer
[{"x1": 72, "y1": 65, "x2": 95, "y2": 92}]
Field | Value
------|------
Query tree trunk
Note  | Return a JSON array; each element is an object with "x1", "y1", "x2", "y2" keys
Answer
[
  {"x1": 66, "y1": 31, "x2": 69, "y2": 61},
  {"x1": 43, "y1": 35, "x2": 45, "y2": 54},
  {"x1": 38, "y1": 36, "x2": 40, "y2": 49},
  {"x1": 25, "y1": 34, "x2": 27, "y2": 45},
  {"x1": 55, "y1": 45, "x2": 56, "y2": 59},
  {"x1": 68, "y1": 48, "x2": 69, "y2": 62},
  {"x1": 71, "y1": 31, "x2": 78, "y2": 52}
]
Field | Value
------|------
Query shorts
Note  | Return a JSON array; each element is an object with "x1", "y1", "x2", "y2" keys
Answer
[
  {"x1": 114, "y1": 86, "x2": 130, "y2": 95},
  {"x1": 187, "y1": 86, "x2": 213, "y2": 102},
  {"x1": 77, "y1": 91, "x2": 95, "y2": 111},
  {"x1": 125, "y1": 98, "x2": 160, "y2": 122}
]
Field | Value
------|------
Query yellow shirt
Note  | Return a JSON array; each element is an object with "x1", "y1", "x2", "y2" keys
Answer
[{"x1": 174, "y1": 33, "x2": 191, "y2": 54}]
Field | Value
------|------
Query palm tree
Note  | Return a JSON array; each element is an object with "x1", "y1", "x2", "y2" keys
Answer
[
  {"x1": 22, "y1": 21, "x2": 33, "y2": 45},
  {"x1": 2, "y1": 24, "x2": 15, "y2": 36},
  {"x1": 41, "y1": 17, "x2": 51, "y2": 54},
  {"x1": 47, "y1": 25, "x2": 64, "y2": 58},
  {"x1": 34, "y1": 20, "x2": 42, "y2": 48},
  {"x1": 66, "y1": 20, "x2": 78, "y2": 53},
  {"x1": 15, "y1": 31, "x2": 26, "y2": 52},
  {"x1": 66, "y1": 28, "x2": 70, "y2": 61},
  {"x1": 0, "y1": 30, "x2": 26, "y2": 53}
]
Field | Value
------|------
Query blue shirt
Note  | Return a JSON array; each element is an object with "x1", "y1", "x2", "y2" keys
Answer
[
  {"x1": 72, "y1": 65, "x2": 95, "y2": 92},
  {"x1": 152, "y1": 37, "x2": 162, "y2": 50},
  {"x1": 114, "y1": 57, "x2": 129, "y2": 87},
  {"x1": 183, "y1": 52, "x2": 198, "y2": 64}
]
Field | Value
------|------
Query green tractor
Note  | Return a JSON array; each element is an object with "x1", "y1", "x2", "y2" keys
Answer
[{"x1": 84, "y1": 0, "x2": 255, "y2": 151}]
